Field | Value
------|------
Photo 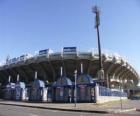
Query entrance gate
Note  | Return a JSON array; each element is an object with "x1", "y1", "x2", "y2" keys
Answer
[{"x1": 76, "y1": 74, "x2": 96, "y2": 102}]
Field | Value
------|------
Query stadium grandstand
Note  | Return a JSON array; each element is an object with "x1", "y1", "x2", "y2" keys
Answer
[{"x1": 0, "y1": 47, "x2": 139, "y2": 102}]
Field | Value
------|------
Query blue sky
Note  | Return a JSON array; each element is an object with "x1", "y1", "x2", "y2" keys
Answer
[{"x1": 0, "y1": 0, "x2": 140, "y2": 74}]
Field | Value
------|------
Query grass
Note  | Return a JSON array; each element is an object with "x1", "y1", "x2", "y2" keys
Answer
[{"x1": 96, "y1": 99, "x2": 128, "y2": 107}]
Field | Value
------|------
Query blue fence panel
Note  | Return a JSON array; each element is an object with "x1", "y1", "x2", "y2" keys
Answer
[{"x1": 99, "y1": 86, "x2": 127, "y2": 97}]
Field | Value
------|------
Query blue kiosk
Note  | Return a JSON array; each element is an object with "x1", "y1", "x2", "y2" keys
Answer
[
  {"x1": 28, "y1": 71, "x2": 48, "y2": 102},
  {"x1": 14, "y1": 75, "x2": 27, "y2": 101},
  {"x1": 52, "y1": 67, "x2": 73, "y2": 102},
  {"x1": 4, "y1": 76, "x2": 15, "y2": 100},
  {"x1": 76, "y1": 63, "x2": 96, "y2": 102},
  {"x1": 76, "y1": 74, "x2": 95, "y2": 102},
  {"x1": 53, "y1": 76, "x2": 73, "y2": 102}
]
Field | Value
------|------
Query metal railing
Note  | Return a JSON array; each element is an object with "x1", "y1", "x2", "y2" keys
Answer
[{"x1": 99, "y1": 86, "x2": 127, "y2": 97}]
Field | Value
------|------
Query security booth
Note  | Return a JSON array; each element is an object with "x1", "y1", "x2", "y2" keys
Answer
[
  {"x1": 14, "y1": 82, "x2": 27, "y2": 101},
  {"x1": 28, "y1": 79, "x2": 47, "y2": 102},
  {"x1": 52, "y1": 76, "x2": 73, "y2": 102},
  {"x1": 4, "y1": 83, "x2": 15, "y2": 100},
  {"x1": 76, "y1": 74, "x2": 96, "y2": 102}
]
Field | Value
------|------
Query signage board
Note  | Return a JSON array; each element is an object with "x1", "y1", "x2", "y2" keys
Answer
[
  {"x1": 63, "y1": 47, "x2": 77, "y2": 53},
  {"x1": 11, "y1": 58, "x2": 17, "y2": 63},
  {"x1": 39, "y1": 49, "x2": 49, "y2": 55}
]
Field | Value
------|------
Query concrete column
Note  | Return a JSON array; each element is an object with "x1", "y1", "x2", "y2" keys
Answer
[
  {"x1": 105, "y1": 63, "x2": 115, "y2": 88},
  {"x1": 95, "y1": 84, "x2": 99, "y2": 103},
  {"x1": 35, "y1": 71, "x2": 37, "y2": 79},
  {"x1": 17, "y1": 74, "x2": 19, "y2": 82},
  {"x1": 8, "y1": 75, "x2": 11, "y2": 83}
]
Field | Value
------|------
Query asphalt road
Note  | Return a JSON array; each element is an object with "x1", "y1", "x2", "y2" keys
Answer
[{"x1": 0, "y1": 105, "x2": 140, "y2": 116}]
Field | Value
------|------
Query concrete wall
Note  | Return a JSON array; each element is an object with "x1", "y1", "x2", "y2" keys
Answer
[{"x1": 95, "y1": 84, "x2": 127, "y2": 104}]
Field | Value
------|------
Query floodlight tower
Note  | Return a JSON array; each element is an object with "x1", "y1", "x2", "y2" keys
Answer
[{"x1": 92, "y1": 6, "x2": 104, "y2": 84}]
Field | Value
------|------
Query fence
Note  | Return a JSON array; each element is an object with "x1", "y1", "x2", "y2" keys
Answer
[{"x1": 99, "y1": 86, "x2": 127, "y2": 97}]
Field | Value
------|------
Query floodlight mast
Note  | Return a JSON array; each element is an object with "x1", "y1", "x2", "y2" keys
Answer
[{"x1": 92, "y1": 6, "x2": 104, "y2": 83}]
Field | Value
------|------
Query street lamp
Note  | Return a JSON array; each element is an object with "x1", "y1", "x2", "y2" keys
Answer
[
  {"x1": 74, "y1": 70, "x2": 77, "y2": 107},
  {"x1": 119, "y1": 78, "x2": 123, "y2": 110},
  {"x1": 92, "y1": 6, "x2": 104, "y2": 85}
]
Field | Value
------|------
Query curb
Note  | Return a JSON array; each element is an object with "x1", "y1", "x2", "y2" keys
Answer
[
  {"x1": 0, "y1": 102, "x2": 109, "y2": 114},
  {"x1": 109, "y1": 108, "x2": 136, "y2": 113},
  {"x1": 0, "y1": 102, "x2": 136, "y2": 114}
]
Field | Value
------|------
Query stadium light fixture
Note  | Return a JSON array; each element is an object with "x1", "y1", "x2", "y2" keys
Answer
[{"x1": 92, "y1": 6, "x2": 104, "y2": 84}]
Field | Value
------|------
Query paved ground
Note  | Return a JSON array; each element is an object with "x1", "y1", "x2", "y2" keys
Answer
[
  {"x1": 120, "y1": 100, "x2": 140, "y2": 110},
  {"x1": 0, "y1": 100, "x2": 140, "y2": 115},
  {"x1": 0, "y1": 99, "x2": 138, "y2": 113},
  {"x1": 0, "y1": 104, "x2": 140, "y2": 116},
  {"x1": 104, "y1": 100, "x2": 140, "y2": 112}
]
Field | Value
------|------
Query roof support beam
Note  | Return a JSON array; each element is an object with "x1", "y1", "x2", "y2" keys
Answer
[
  {"x1": 0, "y1": 72, "x2": 7, "y2": 84},
  {"x1": 118, "y1": 68, "x2": 128, "y2": 80},
  {"x1": 87, "y1": 59, "x2": 94, "y2": 75},
  {"x1": 13, "y1": 67, "x2": 28, "y2": 83},
  {"x1": 37, "y1": 63, "x2": 49, "y2": 81},
  {"x1": 21, "y1": 66, "x2": 34, "y2": 81},
  {"x1": 112, "y1": 64, "x2": 122, "y2": 79},
  {"x1": 106, "y1": 63, "x2": 115, "y2": 88},
  {"x1": 61, "y1": 55, "x2": 67, "y2": 76},
  {"x1": 48, "y1": 60, "x2": 56, "y2": 82}
]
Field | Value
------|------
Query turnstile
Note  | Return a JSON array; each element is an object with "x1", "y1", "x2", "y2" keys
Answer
[
  {"x1": 4, "y1": 83, "x2": 15, "y2": 100},
  {"x1": 14, "y1": 82, "x2": 27, "y2": 101},
  {"x1": 28, "y1": 79, "x2": 48, "y2": 102},
  {"x1": 52, "y1": 77, "x2": 73, "y2": 102},
  {"x1": 76, "y1": 74, "x2": 96, "y2": 102}
]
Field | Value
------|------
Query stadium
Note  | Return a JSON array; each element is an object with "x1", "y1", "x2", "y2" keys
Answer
[{"x1": 0, "y1": 47, "x2": 139, "y2": 103}]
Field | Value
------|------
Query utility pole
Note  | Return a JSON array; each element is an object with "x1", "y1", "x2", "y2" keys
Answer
[
  {"x1": 74, "y1": 70, "x2": 77, "y2": 107},
  {"x1": 92, "y1": 6, "x2": 104, "y2": 85}
]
